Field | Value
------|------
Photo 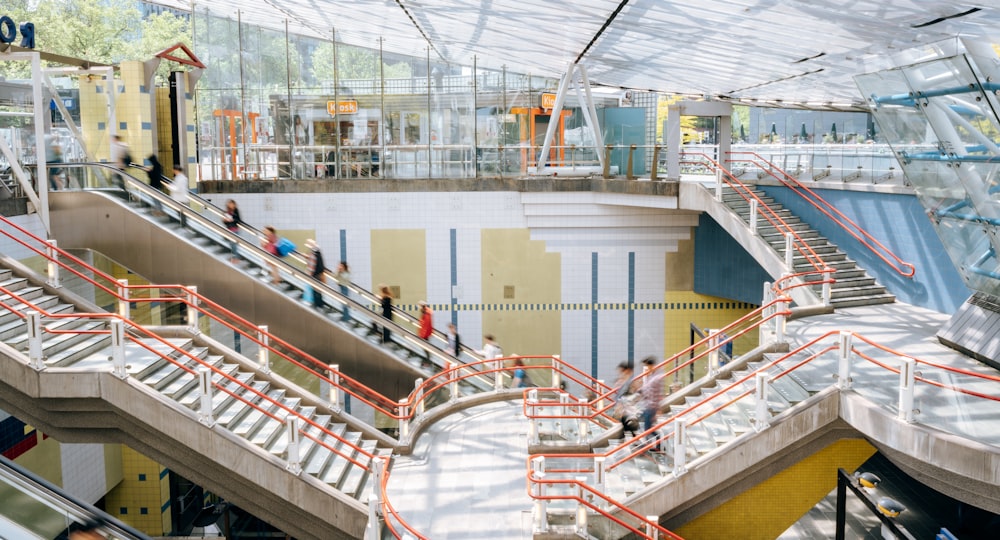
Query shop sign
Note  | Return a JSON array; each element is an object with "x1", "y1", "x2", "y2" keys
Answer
[
  {"x1": 0, "y1": 15, "x2": 34, "y2": 49},
  {"x1": 327, "y1": 100, "x2": 358, "y2": 115},
  {"x1": 540, "y1": 93, "x2": 557, "y2": 110}
]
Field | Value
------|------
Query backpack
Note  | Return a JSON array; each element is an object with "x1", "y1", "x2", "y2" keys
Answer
[{"x1": 275, "y1": 237, "x2": 296, "y2": 257}]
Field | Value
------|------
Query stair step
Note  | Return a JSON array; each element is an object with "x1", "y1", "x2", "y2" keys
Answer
[
  {"x1": 231, "y1": 389, "x2": 287, "y2": 437},
  {"x1": 249, "y1": 397, "x2": 303, "y2": 447},
  {"x1": 339, "y1": 440, "x2": 379, "y2": 498},
  {"x1": 0, "y1": 303, "x2": 75, "y2": 340},
  {"x1": 0, "y1": 296, "x2": 64, "y2": 328},
  {"x1": 829, "y1": 284, "x2": 887, "y2": 299},
  {"x1": 830, "y1": 293, "x2": 896, "y2": 308},
  {"x1": 303, "y1": 423, "x2": 348, "y2": 476},
  {"x1": 268, "y1": 406, "x2": 317, "y2": 456},
  {"x1": 178, "y1": 363, "x2": 242, "y2": 408},
  {"x1": 215, "y1": 381, "x2": 271, "y2": 427},
  {"x1": 319, "y1": 431, "x2": 364, "y2": 485}
]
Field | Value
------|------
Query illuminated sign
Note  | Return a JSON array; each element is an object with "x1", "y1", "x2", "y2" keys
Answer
[
  {"x1": 0, "y1": 15, "x2": 34, "y2": 49},
  {"x1": 540, "y1": 93, "x2": 557, "y2": 110},
  {"x1": 327, "y1": 100, "x2": 358, "y2": 115}
]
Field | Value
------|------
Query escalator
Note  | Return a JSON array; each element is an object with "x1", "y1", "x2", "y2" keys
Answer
[{"x1": 46, "y1": 163, "x2": 490, "y2": 401}]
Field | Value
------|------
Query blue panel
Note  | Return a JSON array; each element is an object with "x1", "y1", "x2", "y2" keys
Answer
[
  {"x1": 598, "y1": 108, "x2": 647, "y2": 175},
  {"x1": 693, "y1": 214, "x2": 770, "y2": 304},
  {"x1": 141, "y1": 122, "x2": 152, "y2": 130},
  {"x1": 187, "y1": 125, "x2": 195, "y2": 132},
  {"x1": 760, "y1": 186, "x2": 971, "y2": 313},
  {"x1": 339, "y1": 229, "x2": 347, "y2": 263},
  {"x1": 97, "y1": 122, "x2": 105, "y2": 131},
  {"x1": 139, "y1": 85, "x2": 148, "y2": 94},
  {"x1": 119, "y1": 122, "x2": 127, "y2": 131},
  {"x1": 95, "y1": 85, "x2": 103, "y2": 94},
  {"x1": 591, "y1": 252, "x2": 598, "y2": 377},
  {"x1": 187, "y1": 156, "x2": 197, "y2": 163},
  {"x1": 450, "y1": 229, "x2": 458, "y2": 326}
]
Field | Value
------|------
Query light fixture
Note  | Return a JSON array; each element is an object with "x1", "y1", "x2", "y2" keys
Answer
[{"x1": 876, "y1": 497, "x2": 906, "y2": 518}]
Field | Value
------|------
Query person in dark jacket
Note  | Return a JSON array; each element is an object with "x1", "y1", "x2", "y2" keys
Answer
[
  {"x1": 379, "y1": 284, "x2": 393, "y2": 343},
  {"x1": 305, "y1": 239, "x2": 326, "y2": 310}
]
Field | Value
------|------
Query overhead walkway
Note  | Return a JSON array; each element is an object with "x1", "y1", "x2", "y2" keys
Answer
[
  {"x1": 45, "y1": 164, "x2": 490, "y2": 401},
  {"x1": 0, "y1": 454, "x2": 149, "y2": 540}
]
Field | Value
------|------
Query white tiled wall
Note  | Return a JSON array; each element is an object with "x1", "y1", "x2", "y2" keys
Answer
[{"x1": 60, "y1": 443, "x2": 108, "y2": 504}]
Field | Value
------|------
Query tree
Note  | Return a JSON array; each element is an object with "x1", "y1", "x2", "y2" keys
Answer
[
  {"x1": 311, "y1": 42, "x2": 413, "y2": 84},
  {"x1": 656, "y1": 94, "x2": 699, "y2": 143}
]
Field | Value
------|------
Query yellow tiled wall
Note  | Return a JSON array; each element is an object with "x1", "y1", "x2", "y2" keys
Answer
[
  {"x1": 103, "y1": 446, "x2": 171, "y2": 535},
  {"x1": 676, "y1": 438, "x2": 876, "y2": 540},
  {"x1": 664, "y1": 290, "x2": 758, "y2": 379}
]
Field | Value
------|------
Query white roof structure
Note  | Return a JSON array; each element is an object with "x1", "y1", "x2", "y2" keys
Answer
[{"x1": 164, "y1": 1, "x2": 1000, "y2": 108}]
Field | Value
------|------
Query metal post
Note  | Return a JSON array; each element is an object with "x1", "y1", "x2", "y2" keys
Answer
[
  {"x1": 707, "y1": 329, "x2": 720, "y2": 375},
  {"x1": 46, "y1": 240, "x2": 60, "y2": 287},
  {"x1": 257, "y1": 325, "x2": 270, "y2": 373},
  {"x1": 26, "y1": 311, "x2": 45, "y2": 370},
  {"x1": 898, "y1": 357, "x2": 916, "y2": 423},
  {"x1": 774, "y1": 295, "x2": 787, "y2": 344},
  {"x1": 578, "y1": 397, "x2": 589, "y2": 443},
  {"x1": 595, "y1": 380, "x2": 605, "y2": 411},
  {"x1": 365, "y1": 492, "x2": 380, "y2": 540},
  {"x1": 645, "y1": 516, "x2": 660, "y2": 539},
  {"x1": 527, "y1": 388, "x2": 539, "y2": 445},
  {"x1": 784, "y1": 232, "x2": 795, "y2": 270},
  {"x1": 186, "y1": 286, "x2": 199, "y2": 333},
  {"x1": 110, "y1": 319, "x2": 127, "y2": 378},
  {"x1": 603, "y1": 144, "x2": 613, "y2": 178},
  {"x1": 371, "y1": 457, "x2": 385, "y2": 507},
  {"x1": 494, "y1": 357, "x2": 504, "y2": 392},
  {"x1": 558, "y1": 392, "x2": 569, "y2": 437},
  {"x1": 198, "y1": 367, "x2": 214, "y2": 425},
  {"x1": 760, "y1": 281, "x2": 772, "y2": 344},
  {"x1": 626, "y1": 144, "x2": 637, "y2": 179},
  {"x1": 397, "y1": 399, "x2": 411, "y2": 444},
  {"x1": 532, "y1": 456, "x2": 548, "y2": 533},
  {"x1": 593, "y1": 456, "x2": 606, "y2": 497},
  {"x1": 330, "y1": 364, "x2": 342, "y2": 412},
  {"x1": 551, "y1": 355, "x2": 561, "y2": 390},
  {"x1": 285, "y1": 416, "x2": 301, "y2": 475},
  {"x1": 835, "y1": 468, "x2": 847, "y2": 540},
  {"x1": 650, "y1": 145, "x2": 661, "y2": 181},
  {"x1": 673, "y1": 418, "x2": 687, "y2": 476},
  {"x1": 575, "y1": 476, "x2": 588, "y2": 535},
  {"x1": 715, "y1": 168, "x2": 723, "y2": 200},
  {"x1": 838, "y1": 331, "x2": 853, "y2": 389},
  {"x1": 822, "y1": 266, "x2": 833, "y2": 306},
  {"x1": 754, "y1": 373, "x2": 770, "y2": 431},
  {"x1": 414, "y1": 378, "x2": 425, "y2": 417},
  {"x1": 447, "y1": 360, "x2": 458, "y2": 402},
  {"x1": 117, "y1": 278, "x2": 130, "y2": 320},
  {"x1": 749, "y1": 199, "x2": 758, "y2": 234}
]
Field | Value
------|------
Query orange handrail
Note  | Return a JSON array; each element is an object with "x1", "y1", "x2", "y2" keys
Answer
[{"x1": 728, "y1": 151, "x2": 916, "y2": 278}]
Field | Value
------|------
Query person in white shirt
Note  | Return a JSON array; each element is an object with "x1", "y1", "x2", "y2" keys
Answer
[
  {"x1": 478, "y1": 334, "x2": 502, "y2": 359},
  {"x1": 169, "y1": 165, "x2": 190, "y2": 207}
]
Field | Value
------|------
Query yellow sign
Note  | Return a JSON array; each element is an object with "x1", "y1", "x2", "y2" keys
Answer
[
  {"x1": 327, "y1": 100, "x2": 358, "y2": 115},
  {"x1": 540, "y1": 93, "x2": 557, "y2": 110}
]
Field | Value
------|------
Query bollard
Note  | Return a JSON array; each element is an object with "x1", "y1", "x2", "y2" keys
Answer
[
  {"x1": 754, "y1": 373, "x2": 770, "y2": 431},
  {"x1": 186, "y1": 286, "x2": 199, "y2": 333},
  {"x1": 330, "y1": 364, "x2": 342, "y2": 412},
  {"x1": 46, "y1": 239, "x2": 60, "y2": 288},
  {"x1": 575, "y1": 476, "x2": 589, "y2": 534},
  {"x1": 414, "y1": 378, "x2": 425, "y2": 417},
  {"x1": 397, "y1": 399, "x2": 411, "y2": 445},
  {"x1": 838, "y1": 332, "x2": 853, "y2": 389},
  {"x1": 897, "y1": 357, "x2": 916, "y2": 423},
  {"x1": 110, "y1": 319, "x2": 127, "y2": 379},
  {"x1": 285, "y1": 417, "x2": 301, "y2": 475},
  {"x1": 749, "y1": 199, "x2": 758, "y2": 234},
  {"x1": 117, "y1": 278, "x2": 130, "y2": 320},
  {"x1": 257, "y1": 325, "x2": 270, "y2": 373},
  {"x1": 198, "y1": 367, "x2": 214, "y2": 426},
  {"x1": 673, "y1": 418, "x2": 687, "y2": 476},
  {"x1": 26, "y1": 311, "x2": 45, "y2": 370}
]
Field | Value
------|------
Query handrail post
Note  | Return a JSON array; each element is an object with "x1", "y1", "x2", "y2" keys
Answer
[
  {"x1": 645, "y1": 516, "x2": 661, "y2": 539},
  {"x1": 760, "y1": 281, "x2": 773, "y2": 344},
  {"x1": 715, "y1": 167, "x2": 723, "y2": 200},
  {"x1": 774, "y1": 294, "x2": 787, "y2": 344},
  {"x1": 595, "y1": 379, "x2": 605, "y2": 411},
  {"x1": 371, "y1": 457, "x2": 385, "y2": 508},
  {"x1": 838, "y1": 331, "x2": 853, "y2": 389},
  {"x1": 822, "y1": 266, "x2": 833, "y2": 306},
  {"x1": 784, "y1": 232, "x2": 795, "y2": 270},
  {"x1": 754, "y1": 373, "x2": 770, "y2": 431},
  {"x1": 447, "y1": 360, "x2": 458, "y2": 403},
  {"x1": 117, "y1": 278, "x2": 130, "y2": 320},
  {"x1": 577, "y1": 397, "x2": 589, "y2": 443},
  {"x1": 558, "y1": 392, "x2": 569, "y2": 438},
  {"x1": 603, "y1": 144, "x2": 613, "y2": 179},
  {"x1": 626, "y1": 144, "x2": 637, "y2": 180},
  {"x1": 494, "y1": 357, "x2": 504, "y2": 392},
  {"x1": 897, "y1": 357, "x2": 916, "y2": 423},
  {"x1": 551, "y1": 355, "x2": 561, "y2": 390},
  {"x1": 110, "y1": 319, "x2": 127, "y2": 379},
  {"x1": 257, "y1": 325, "x2": 270, "y2": 373},
  {"x1": 707, "y1": 329, "x2": 720, "y2": 376},
  {"x1": 593, "y1": 456, "x2": 606, "y2": 501},
  {"x1": 749, "y1": 199, "x2": 758, "y2": 234},
  {"x1": 527, "y1": 389, "x2": 540, "y2": 445},
  {"x1": 650, "y1": 145, "x2": 661, "y2": 181},
  {"x1": 285, "y1": 416, "x2": 301, "y2": 475},
  {"x1": 330, "y1": 364, "x2": 342, "y2": 412},
  {"x1": 414, "y1": 378, "x2": 425, "y2": 417},
  {"x1": 186, "y1": 286, "x2": 199, "y2": 333},
  {"x1": 365, "y1": 492, "x2": 380, "y2": 540},
  {"x1": 575, "y1": 476, "x2": 588, "y2": 535},
  {"x1": 532, "y1": 456, "x2": 548, "y2": 533},
  {"x1": 197, "y1": 367, "x2": 214, "y2": 426},
  {"x1": 46, "y1": 239, "x2": 60, "y2": 288},
  {"x1": 26, "y1": 311, "x2": 45, "y2": 370},
  {"x1": 672, "y1": 418, "x2": 687, "y2": 476},
  {"x1": 397, "y1": 399, "x2": 410, "y2": 445}
]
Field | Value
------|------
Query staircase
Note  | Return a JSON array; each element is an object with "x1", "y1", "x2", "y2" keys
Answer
[
  {"x1": 719, "y1": 185, "x2": 895, "y2": 308},
  {"x1": 0, "y1": 265, "x2": 390, "y2": 539}
]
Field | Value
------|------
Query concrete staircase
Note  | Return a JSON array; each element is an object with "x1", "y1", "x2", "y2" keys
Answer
[
  {"x1": 719, "y1": 186, "x2": 895, "y2": 308},
  {"x1": 0, "y1": 266, "x2": 389, "y2": 539}
]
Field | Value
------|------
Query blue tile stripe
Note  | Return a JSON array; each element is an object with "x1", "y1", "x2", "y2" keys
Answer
[
  {"x1": 381, "y1": 301, "x2": 758, "y2": 311},
  {"x1": 591, "y1": 252, "x2": 598, "y2": 378},
  {"x1": 339, "y1": 229, "x2": 347, "y2": 263},
  {"x1": 450, "y1": 229, "x2": 458, "y2": 326},
  {"x1": 628, "y1": 252, "x2": 635, "y2": 363}
]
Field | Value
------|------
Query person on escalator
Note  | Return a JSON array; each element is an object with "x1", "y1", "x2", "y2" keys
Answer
[
  {"x1": 418, "y1": 301, "x2": 433, "y2": 340},
  {"x1": 305, "y1": 238, "x2": 326, "y2": 310},
  {"x1": 222, "y1": 199, "x2": 242, "y2": 264},
  {"x1": 335, "y1": 261, "x2": 352, "y2": 321},
  {"x1": 378, "y1": 284, "x2": 394, "y2": 344},
  {"x1": 261, "y1": 225, "x2": 285, "y2": 285}
]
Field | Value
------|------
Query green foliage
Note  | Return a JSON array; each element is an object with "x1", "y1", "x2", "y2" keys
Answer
[{"x1": 311, "y1": 43, "x2": 413, "y2": 83}]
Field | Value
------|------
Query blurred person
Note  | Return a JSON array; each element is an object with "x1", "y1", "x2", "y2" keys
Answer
[
  {"x1": 168, "y1": 164, "x2": 189, "y2": 207},
  {"x1": 378, "y1": 285, "x2": 394, "y2": 343},
  {"x1": 334, "y1": 261, "x2": 352, "y2": 321},
  {"x1": 305, "y1": 238, "x2": 326, "y2": 310},
  {"x1": 446, "y1": 322, "x2": 461, "y2": 357},
  {"x1": 222, "y1": 199, "x2": 242, "y2": 264},
  {"x1": 418, "y1": 301, "x2": 433, "y2": 340}
]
